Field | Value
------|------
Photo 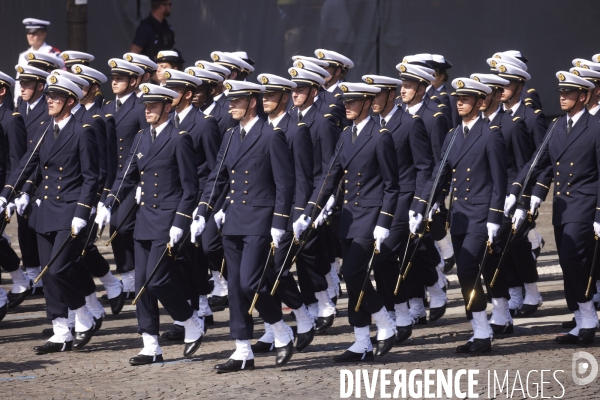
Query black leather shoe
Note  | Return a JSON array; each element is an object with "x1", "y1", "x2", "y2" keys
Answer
[
  {"x1": 160, "y1": 324, "x2": 185, "y2": 341},
  {"x1": 333, "y1": 350, "x2": 374, "y2": 362},
  {"x1": 275, "y1": 341, "x2": 294, "y2": 366},
  {"x1": 491, "y1": 323, "x2": 513, "y2": 335},
  {"x1": 375, "y1": 335, "x2": 396, "y2": 357},
  {"x1": 533, "y1": 246, "x2": 541, "y2": 259},
  {"x1": 577, "y1": 328, "x2": 596, "y2": 345},
  {"x1": 183, "y1": 336, "x2": 203, "y2": 358},
  {"x1": 469, "y1": 338, "x2": 491, "y2": 353},
  {"x1": 518, "y1": 303, "x2": 540, "y2": 317},
  {"x1": 331, "y1": 296, "x2": 337, "y2": 305},
  {"x1": 251, "y1": 340, "x2": 274, "y2": 353},
  {"x1": 562, "y1": 318, "x2": 577, "y2": 329},
  {"x1": 34, "y1": 340, "x2": 72, "y2": 354},
  {"x1": 92, "y1": 317, "x2": 103, "y2": 334},
  {"x1": 555, "y1": 333, "x2": 578, "y2": 344},
  {"x1": 0, "y1": 304, "x2": 7, "y2": 322},
  {"x1": 73, "y1": 327, "x2": 94, "y2": 350},
  {"x1": 370, "y1": 335, "x2": 377, "y2": 345},
  {"x1": 315, "y1": 315, "x2": 334, "y2": 334},
  {"x1": 416, "y1": 316, "x2": 427, "y2": 325},
  {"x1": 296, "y1": 327, "x2": 315, "y2": 352},
  {"x1": 214, "y1": 358, "x2": 255, "y2": 373},
  {"x1": 129, "y1": 354, "x2": 164, "y2": 365},
  {"x1": 395, "y1": 325, "x2": 413, "y2": 344},
  {"x1": 455, "y1": 341, "x2": 473, "y2": 353},
  {"x1": 204, "y1": 315, "x2": 214, "y2": 326},
  {"x1": 509, "y1": 308, "x2": 519, "y2": 317},
  {"x1": 8, "y1": 289, "x2": 30, "y2": 309},
  {"x1": 208, "y1": 295, "x2": 228, "y2": 311},
  {"x1": 443, "y1": 256, "x2": 456, "y2": 274},
  {"x1": 109, "y1": 291, "x2": 126, "y2": 315},
  {"x1": 429, "y1": 305, "x2": 446, "y2": 322}
]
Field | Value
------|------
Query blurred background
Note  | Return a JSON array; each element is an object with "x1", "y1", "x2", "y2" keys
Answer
[{"x1": 1, "y1": 0, "x2": 599, "y2": 117}]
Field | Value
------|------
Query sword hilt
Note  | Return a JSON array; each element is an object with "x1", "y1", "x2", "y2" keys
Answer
[
  {"x1": 35, "y1": 266, "x2": 49, "y2": 285},
  {"x1": 490, "y1": 268, "x2": 500, "y2": 288},
  {"x1": 132, "y1": 287, "x2": 144, "y2": 306},
  {"x1": 355, "y1": 291, "x2": 365, "y2": 312},
  {"x1": 466, "y1": 290, "x2": 476, "y2": 311},
  {"x1": 270, "y1": 280, "x2": 280, "y2": 296},
  {"x1": 393, "y1": 275, "x2": 402, "y2": 296},
  {"x1": 106, "y1": 230, "x2": 117, "y2": 246},
  {"x1": 248, "y1": 293, "x2": 259, "y2": 315},
  {"x1": 402, "y1": 261, "x2": 412, "y2": 280}
]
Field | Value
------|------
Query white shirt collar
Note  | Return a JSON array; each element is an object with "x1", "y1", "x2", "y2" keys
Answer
[
  {"x1": 461, "y1": 116, "x2": 480, "y2": 133},
  {"x1": 406, "y1": 100, "x2": 423, "y2": 116},
  {"x1": 151, "y1": 119, "x2": 170, "y2": 137},
  {"x1": 136, "y1": 91, "x2": 143, "y2": 98},
  {"x1": 28, "y1": 94, "x2": 43, "y2": 109},
  {"x1": 175, "y1": 104, "x2": 194, "y2": 124},
  {"x1": 299, "y1": 104, "x2": 314, "y2": 119},
  {"x1": 117, "y1": 91, "x2": 134, "y2": 104},
  {"x1": 241, "y1": 115, "x2": 260, "y2": 133},
  {"x1": 85, "y1": 102, "x2": 94, "y2": 110},
  {"x1": 567, "y1": 108, "x2": 586, "y2": 126},
  {"x1": 204, "y1": 101, "x2": 217, "y2": 116},
  {"x1": 483, "y1": 105, "x2": 502, "y2": 124},
  {"x1": 353, "y1": 116, "x2": 371, "y2": 136},
  {"x1": 53, "y1": 115, "x2": 72, "y2": 131},
  {"x1": 503, "y1": 100, "x2": 522, "y2": 113},
  {"x1": 380, "y1": 105, "x2": 399, "y2": 125},
  {"x1": 268, "y1": 112, "x2": 286, "y2": 128},
  {"x1": 71, "y1": 103, "x2": 82, "y2": 115},
  {"x1": 326, "y1": 84, "x2": 338, "y2": 93},
  {"x1": 589, "y1": 104, "x2": 600, "y2": 116},
  {"x1": 213, "y1": 93, "x2": 224, "y2": 102}
]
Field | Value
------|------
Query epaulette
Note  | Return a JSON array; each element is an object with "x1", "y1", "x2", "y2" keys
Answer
[
  {"x1": 273, "y1": 127, "x2": 281, "y2": 131},
  {"x1": 380, "y1": 128, "x2": 390, "y2": 133},
  {"x1": 430, "y1": 95, "x2": 438, "y2": 100},
  {"x1": 40, "y1": 121, "x2": 45, "y2": 125},
  {"x1": 440, "y1": 92, "x2": 447, "y2": 96},
  {"x1": 324, "y1": 113, "x2": 332, "y2": 118},
  {"x1": 450, "y1": 92, "x2": 456, "y2": 96},
  {"x1": 490, "y1": 125, "x2": 500, "y2": 130},
  {"x1": 83, "y1": 124, "x2": 91, "y2": 128},
  {"x1": 512, "y1": 116, "x2": 521, "y2": 122},
  {"x1": 204, "y1": 115, "x2": 212, "y2": 119},
  {"x1": 105, "y1": 114, "x2": 113, "y2": 118},
  {"x1": 298, "y1": 122, "x2": 306, "y2": 126},
  {"x1": 179, "y1": 130, "x2": 188, "y2": 135},
  {"x1": 105, "y1": 100, "x2": 112, "y2": 105},
  {"x1": 92, "y1": 114, "x2": 101, "y2": 119},
  {"x1": 527, "y1": 88, "x2": 536, "y2": 93},
  {"x1": 534, "y1": 109, "x2": 542, "y2": 114},
  {"x1": 438, "y1": 104, "x2": 446, "y2": 108},
  {"x1": 334, "y1": 93, "x2": 341, "y2": 97},
  {"x1": 343, "y1": 126, "x2": 349, "y2": 130},
  {"x1": 227, "y1": 127, "x2": 233, "y2": 131},
  {"x1": 524, "y1": 98, "x2": 532, "y2": 102},
  {"x1": 138, "y1": 129, "x2": 144, "y2": 133},
  {"x1": 329, "y1": 104, "x2": 336, "y2": 108},
  {"x1": 396, "y1": 95, "x2": 401, "y2": 100},
  {"x1": 95, "y1": 90, "x2": 103, "y2": 96},
  {"x1": 433, "y1": 112, "x2": 443, "y2": 117},
  {"x1": 412, "y1": 114, "x2": 420, "y2": 118},
  {"x1": 12, "y1": 112, "x2": 20, "y2": 116},
  {"x1": 552, "y1": 117, "x2": 558, "y2": 121},
  {"x1": 525, "y1": 103, "x2": 533, "y2": 107}
]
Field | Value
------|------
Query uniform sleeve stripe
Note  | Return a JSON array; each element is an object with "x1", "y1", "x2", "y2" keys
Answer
[
  {"x1": 176, "y1": 212, "x2": 191, "y2": 219},
  {"x1": 274, "y1": 213, "x2": 290, "y2": 218},
  {"x1": 380, "y1": 211, "x2": 394, "y2": 217},
  {"x1": 489, "y1": 208, "x2": 503, "y2": 213},
  {"x1": 77, "y1": 203, "x2": 92, "y2": 209},
  {"x1": 198, "y1": 202, "x2": 213, "y2": 210},
  {"x1": 535, "y1": 182, "x2": 549, "y2": 189}
]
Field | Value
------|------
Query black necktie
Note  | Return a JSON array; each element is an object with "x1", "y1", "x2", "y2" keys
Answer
[
  {"x1": 54, "y1": 124, "x2": 60, "y2": 140},
  {"x1": 27, "y1": 105, "x2": 31, "y2": 116},
  {"x1": 174, "y1": 114, "x2": 180, "y2": 128},
  {"x1": 116, "y1": 99, "x2": 122, "y2": 113},
  {"x1": 567, "y1": 118, "x2": 573, "y2": 134},
  {"x1": 463, "y1": 126, "x2": 469, "y2": 138},
  {"x1": 380, "y1": 118, "x2": 386, "y2": 128},
  {"x1": 506, "y1": 109, "x2": 513, "y2": 116},
  {"x1": 151, "y1": 127, "x2": 157, "y2": 143},
  {"x1": 269, "y1": 121, "x2": 273, "y2": 127},
  {"x1": 352, "y1": 125, "x2": 358, "y2": 144},
  {"x1": 240, "y1": 128, "x2": 246, "y2": 142},
  {"x1": 484, "y1": 117, "x2": 490, "y2": 124},
  {"x1": 298, "y1": 111, "x2": 303, "y2": 122}
]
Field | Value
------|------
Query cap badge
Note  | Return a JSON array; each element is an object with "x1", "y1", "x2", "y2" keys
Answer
[
  {"x1": 296, "y1": 61, "x2": 304, "y2": 69},
  {"x1": 456, "y1": 80, "x2": 465, "y2": 88},
  {"x1": 61, "y1": 53, "x2": 69, "y2": 60},
  {"x1": 142, "y1": 85, "x2": 150, "y2": 94},
  {"x1": 109, "y1": 60, "x2": 117, "y2": 68},
  {"x1": 340, "y1": 85, "x2": 348, "y2": 92},
  {"x1": 558, "y1": 73, "x2": 566, "y2": 81},
  {"x1": 49, "y1": 75, "x2": 58, "y2": 84},
  {"x1": 317, "y1": 51, "x2": 325, "y2": 59},
  {"x1": 365, "y1": 77, "x2": 374, "y2": 84},
  {"x1": 17, "y1": 66, "x2": 24, "y2": 74},
  {"x1": 157, "y1": 52, "x2": 164, "y2": 59},
  {"x1": 212, "y1": 54, "x2": 220, "y2": 61},
  {"x1": 583, "y1": 64, "x2": 590, "y2": 70},
  {"x1": 290, "y1": 68, "x2": 298, "y2": 77},
  {"x1": 576, "y1": 61, "x2": 582, "y2": 67},
  {"x1": 224, "y1": 82, "x2": 232, "y2": 90},
  {"x1": 573, "y1": 69, "x2": 580, "y2": 76},
  {"x1": 402, "y1": 58, "x2": 408, "y2": 64},
  {"x1": 472, "y1": 76, "x2": 480, "y2": 82},
  {"x1": 196, "y1": 62, "x2": 204, "y2": 69},
  {"x1": 490, "y1": 60, "x2": 497, "y2": 68},
  {"x1": 74, "y1": 65, "x2": 82, "y2": 74},
  {"x1": 399, "y1": 64, "x2": 407, "y2": 72},
  {"x1": 260, "y1": 76, "x2": 269, "y2": 84},
  {"x1": 187, "y1": 69, "x2": 195, "y2": 76},
  {"x1": 493, "y1": 54, "x2": 501, "y2": 59},
  {"x1": 28, "y1": 53, "x2": 35, "y2": 60},
  {"x1": 498, "y1": 65, "x2": 507, "y2": 73},
  {"x1": 164, "y1": 71, "x2": 171, "y2": 79}
]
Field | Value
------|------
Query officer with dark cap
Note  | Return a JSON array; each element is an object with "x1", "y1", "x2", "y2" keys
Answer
[
  {"x1": 0, "y1": 73, "x2": 100, "y2": 354},
  {"x1": 130, "y1": 0, "x2": 175, "y2": 61},
  {"x1": 96, "y1": 83, "x2": 203, "y2": 365}
]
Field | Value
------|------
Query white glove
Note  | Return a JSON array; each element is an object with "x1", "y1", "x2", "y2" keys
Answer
[
  {"x1": 190, "y1": 216, "x2": 206, "y2": 243},
  {"x1": 428, "y1": 202, "x2": 439, "y2": 220},
  {"x1": 530, "y1": 195, "x2": 542, "y2": 215},
  {"x1": 324, "y1": 195, "x2": 335, "y2": 213},
  {"x1": 95, "y1": 205, "x2": 111, "y2": 229},
  {"x1": 214, "y1": 209, "x2": 226, "y2": 230},
  {"x1": 14, "y1": 193, "x2": 29, "y2": 216},
  {"x1": 71, "y1": 217, "x2": 87, "y2": 236},
  {"x1": 35, "y1": 199, "x2": 41, "y2": 207},
  {"x1": 409, "y1": 212, "x2": 423, "y2": 234},
  {"x1": 0, "y1": 196, "x2": 6, "y2": 214},
  {"x1": 512, "y1": 209, "x2": 526, "y2": 231},
  {"x1": 314, "y1": 208, "x2": 328, "y2": 227},
  {"x1": 91, "y1": 206, "x2": 97, "y2": 215},
  {"x1": 6, "y1": 203, "x2": 16, "y2": 218},
  {"x1": 135, "y1": 186, "x2": 141, "y2": 204},
  {"x1": 504, "y1": 194, "x2": 516, "y2": 217},
  {"x1": 293, "y1": 214, "x2": 311, "y2": 240},
  {"x1": 271, "y1": 227, "x2": 285, "y2": 248},
  {"x1": 373, "y1": 225, "x2": 389, "y2": 252},
  {"x1": 169, "y1": 226, "x2": 183, "y2": 246},
  {"x1": 97, "y1": 202, "x2": 105, "y2": 212},
  {"x1": 487, "y1": 222, "x2": 500, "y2": 243},
  {"x1": 192, "y1": 206, "x2": 198, "y2": 219},
  {"x1": 594, "y1": 222, "x2": 600, "y2": 237}
]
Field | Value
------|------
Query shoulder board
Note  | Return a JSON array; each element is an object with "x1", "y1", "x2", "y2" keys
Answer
[
  {"x1": 552, "y1": 117, "x2": 558, "y2": 121},
  {"x1": 334, "y1": 93, "x2": 341, "y2": 98},
  {"x1": 440, "y1": 92, "x2": 447, "y2": 96},
  {"x1": 527, "y1": 88, "x2": 536, "y2": 93},
  {"x1": 273, "y1": 127, "x2": 281, "y2": 131},
  {"x1": 433, "y1": 112, "x2": 443, "y2": 117},
  {"x1": 105, "y1": 100, "x2": 112, "y2": 105},
  {"x1": 138, "y1": 129, "x2": 143, "y2": 133},
  {"x1": 380, "y1": 128, "x2": 390, "y2": 133},
  {"x1": 329, "y1": 104, "x2": 336, "y2": 108},
  {"x1": 40, "y1": 121, "x2": 45, "y2": 125},
  {"x1": 430, "y1": 95, "x2": 438, "y2": 100},
  {"x1": 525, "y1": 102, "x2": 533, "y2": 106},
  {"x1": 534, "y1": 109, "x2": 542, "y2": 114},
  {"x1": 512, "y1": 116, "x2": 521, "y2": 121},
  {"x1": 324, "y1": 113, "x2": 332, "y2": 118},
  {"x1": 343, "y1": 126, "x2": 349, "y2": 130},
  {"x1": 227, "y1": 127, "x2": 233, "y2": 131},
  {"x1": 95, "y1": 91, "x2": 103, "y2": 96},
  {"x1": 105, "y1": 114, "x2": 113, "y2": 118},
  {"x1": 524, "y1": 98, "x2": 532, "y2": 102},
  {"x1": 490, "y1": 125, "x2": 500, "y2": 130},
  {"x1": 12, "y1": 112, "x2": 20, "y2": 116},
  {"x1": 396, "y1": 95, "x2": 401, "y2": 99},
  {"x1": 204, "y1": 115, "x2": 212, "y2": 119},
  {"x1": 82, "y1": 124, "x2": 91, "y2": 128},
  {"x1": 437, "y1": 104, "x2": 446, "y2": 108},
  {"x1": 179, "y1": 130, "x2": 188, "y2": 135},
  {"x1": 450, "y1": 92, "x2": 456, "y2": 96},
  {"x1": 412, "y1": 114, "x2": 420, "y2": 118},
  {"x1": 92, "y1": 114, "x2": 101, "y2": 119},
  {"x1": 298, "y1": 122, "x2": 306, "y2": 126}
]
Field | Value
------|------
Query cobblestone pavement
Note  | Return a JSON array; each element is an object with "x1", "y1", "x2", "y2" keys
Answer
[{"x1": 0, "y1": 197, "x2": 599, "y2": 399}]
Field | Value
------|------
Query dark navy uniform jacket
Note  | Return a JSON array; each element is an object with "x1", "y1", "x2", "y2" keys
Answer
[
  {"x1": 106, "y1": 122, "x2": 198, "y2": 241},
  {"x1": 383, "y1": 108, "x2": 433, "y2": 220},
  {"x1": 429, "y1": 84, "x2": 460, "y2": 128},
  {"x1": 420, "y1": 118, "x2": 507, "y2": 235},
  {"x1": 413, "y1": 101, "x2": 451, "y2": 165},
  {"x1": 510, "y1": 102, "x2": 547, "y2": 148},
  {"x1": 0, "y1": 107, "x2": 27, "y2": 178},
  {"x1": 1, "y1": 116, "x2": 99, "y2": 233},
  {"x1": 510, "y1": 111, "x2": 600, "y2": 226},
  {"x1": 319, "y1": 86, "x2": 349, "y2": 128},
  {"x1": 521, "y1": 85, "x2": 542, "y2": 110},
  {"x1": 204, "y1": 100, "x2": 229, "y2": 136},
  {"x1": 303, "y1": 118, "x2": 400, "y2": 239},
  {"x1": 102, "y1": 93, "x2": 148, "y2": 173},
  {"x1": 275, "y1": 113, "x2": 314, "y2": 229},
  {"x1": 18, "y1": 98, "x2": 49, "y2": 194},
  {"x1": 198, "y1": 118, "x2": 295, "y2": 237},
  {"x1": 176, "y1": 106, "x2": 221, "y2": 197}
]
